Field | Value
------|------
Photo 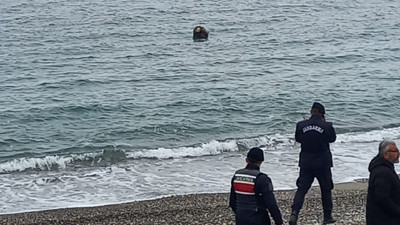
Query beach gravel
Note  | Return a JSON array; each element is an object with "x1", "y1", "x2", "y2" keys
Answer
[{"x1": 0, "y1": 181, "x2": 367, "y2": 225}]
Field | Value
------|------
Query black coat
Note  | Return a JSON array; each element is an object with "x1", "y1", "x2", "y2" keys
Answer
[
  {"x1": 229, "y1": 164, "x2": 283, "y2": 225},
  {"x1": 295, "y1": 115, "x2": 336, "y2": 169},
  {"x1": 366, "y1": 155, "x2": 400, "y2": 225}
]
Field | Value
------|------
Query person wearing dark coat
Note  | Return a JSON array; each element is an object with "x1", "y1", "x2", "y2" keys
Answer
[
  {"x1": 289, "y1": 102, "x2": 337, "y2": 225},
  {"x1": 366, "y1": 140, "x2": 400, "y2": 225},
  {"x1": 229, "y1": 147, "x2": 283, "y2": 225},
  {"x1": 193, "y1": 26, "x2": 209, "y2": 40}
]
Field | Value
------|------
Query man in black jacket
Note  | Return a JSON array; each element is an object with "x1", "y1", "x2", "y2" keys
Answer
[
  {"x1": 229, "y1": 147, "x2": 283, "y2": 225},
  {"x1": 366, "y1": 140, "x2": 400, "y2": 225},
  {"x1": 289, "y1": 102, "x2": 337, "y2": 225}
]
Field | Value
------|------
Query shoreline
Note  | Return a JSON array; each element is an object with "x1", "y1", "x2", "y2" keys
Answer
[{"x1": 0, "y1": 180, "x2": 368, "y2": 225}]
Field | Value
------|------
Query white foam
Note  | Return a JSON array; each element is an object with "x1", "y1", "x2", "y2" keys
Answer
[
  {"x1": 336, "y1": 127, "x2": 400, "y2": 143},
  {"x1": 0, "y1": 155, "x2": 72, "y2": 173},
  {"x1": 2, "y1": 126, "x2": 400, "y2": 174},
  {"x1": 0, "y1": 152, "x2": 101, "y2": 173},
  {"x1": 1, "y1": 127, "x2": 400, "y2": 214},
  {"x1": 127, "y1": 139, "x2": 238, "y2": 159}
]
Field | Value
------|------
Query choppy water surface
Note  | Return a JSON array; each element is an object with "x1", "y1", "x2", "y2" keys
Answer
[{"x1": 0, "y1": 0, "x2": 400, "y2": 214}]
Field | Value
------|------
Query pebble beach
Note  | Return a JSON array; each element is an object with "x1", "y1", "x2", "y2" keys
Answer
[{"x1": 0, "y1": 180, "x2": 368, "y2": 225}]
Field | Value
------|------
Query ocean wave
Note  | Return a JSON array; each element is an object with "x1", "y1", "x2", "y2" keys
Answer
[
  {"x1": 336, "y1": 126, "x2": 400, "y2": 143},
  {"x1": 0, "y1": 155, "x2": 74, "y2": 173},
  {"x1": 37, "y1": 78, "x2": 107, "y2": 88},
  {"x1": 127, "y1": 140, "x2": 238, "y2": 159},
  {"x1": 0, "y1": 149, "x2": 123, "y2": 174},
  {"x1": 2, "y1": 126, "x2": 400, "y2": 174}
]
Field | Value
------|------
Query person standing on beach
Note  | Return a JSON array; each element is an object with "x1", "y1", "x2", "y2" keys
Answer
[
  {"x1": 366, "y1": 140, "x2": 400, "y2": 225},
  {"x1": 229, "y1": 147, "x2": 283, "y2": 225},
  {"x1": 289, "y1": 102, "x2": 337, "y2": 225}
]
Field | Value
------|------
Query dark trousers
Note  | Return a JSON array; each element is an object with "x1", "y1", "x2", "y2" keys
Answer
[
  {"x1": 235, "y1": 210, "x2": 271, "y2": 225},
  {"x1": 291, "y1": 168, "x2": 334, "y2": 217}
]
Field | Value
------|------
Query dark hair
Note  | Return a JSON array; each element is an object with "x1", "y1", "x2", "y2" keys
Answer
[{"x1": 247, "y1": 157, "x2": 261, "y2": 164}]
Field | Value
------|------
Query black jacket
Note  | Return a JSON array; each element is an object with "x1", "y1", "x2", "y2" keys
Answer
[
  {"x1": 366, "y1": 155, "x2": 400, "y2": 225},
  {"x1": 229, "y1": 164, "x2": 283, "y2": 225},
  {"x1": 295, "y1": 115, "x2": 336, "y2": 169}
]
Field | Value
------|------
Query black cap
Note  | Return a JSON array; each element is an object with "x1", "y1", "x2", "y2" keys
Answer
[
  {"x1": 311, "y1": 102, "x2": 325, "y2": 114},
  {"x1": 247, "y1": 147, "x2": 264, "y2": 162}
]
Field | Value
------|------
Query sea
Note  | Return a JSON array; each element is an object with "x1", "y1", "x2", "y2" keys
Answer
[{"x1": 1, "y1": 0, "x2": 400, "y2": 215}]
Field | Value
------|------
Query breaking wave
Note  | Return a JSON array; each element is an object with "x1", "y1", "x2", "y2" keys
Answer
[{"x1": 1, "y1": 126, "x2": 400, "y2": 174}]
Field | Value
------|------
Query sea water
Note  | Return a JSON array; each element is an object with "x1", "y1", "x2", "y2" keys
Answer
[{"x1": 1, "y1": 0, "x2": 400, "y2": 214}]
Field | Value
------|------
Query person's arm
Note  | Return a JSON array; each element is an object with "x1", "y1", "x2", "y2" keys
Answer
[
  {"x1": 295, "y1": 122, "x2": 301, "y2": 143},
  {"x1": 258, "y1": 175, "x2": 283, "y2": 225},
  {"x1": 326, "y1": 122, "x2": 336, "y2": 143},
  {"x1": 229, "y1": 177, "x2": 236, "y2": 213},
  {"x1": 372, "y1": 170, "x2": 400, "y2": 216}
]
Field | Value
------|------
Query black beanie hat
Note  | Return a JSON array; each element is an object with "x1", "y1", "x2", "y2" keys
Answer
[
  {"x1": 247, "y1": 147, "x2": 264, "y2": 162},
  {"x1": 311, "y1": 102, "x2": 325, "y2": 114}
]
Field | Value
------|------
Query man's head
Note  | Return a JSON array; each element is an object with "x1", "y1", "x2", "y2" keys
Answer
[
  {"x1": 246, "y1": 147, "x2": 264, "y2": 165},
  {"x1": 379, "y1": 140, "x2": 399, "y2": 163},
  {"x1": 311, "y1": 102, "x2": 325, "y2": 115}
]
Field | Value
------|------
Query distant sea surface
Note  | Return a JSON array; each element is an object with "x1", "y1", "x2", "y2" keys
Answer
[{"x1": 1, "y1": 0, "x2": 400, "y2": 214}]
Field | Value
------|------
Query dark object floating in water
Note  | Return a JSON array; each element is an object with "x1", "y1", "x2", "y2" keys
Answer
[{"x1": 193, "y1": 26, "x2": 209, "y2": 40}]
